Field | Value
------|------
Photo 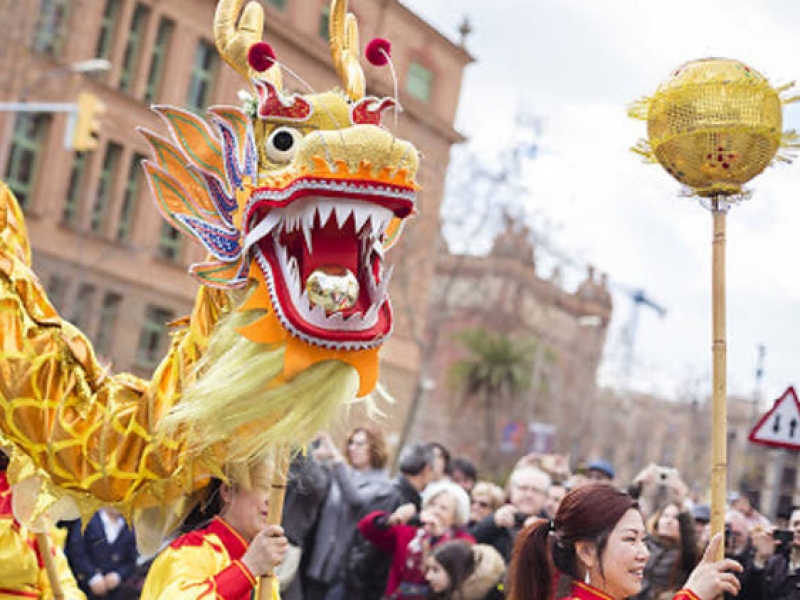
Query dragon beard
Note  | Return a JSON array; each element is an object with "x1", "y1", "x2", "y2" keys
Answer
[{"x1": 159, "y1": 288, "x2": 359, "y2": 464}]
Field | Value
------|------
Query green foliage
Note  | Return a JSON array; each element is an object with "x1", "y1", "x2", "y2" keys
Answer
[{"x1": 447, "y1": 327, "x2": 537, "y2": 405}]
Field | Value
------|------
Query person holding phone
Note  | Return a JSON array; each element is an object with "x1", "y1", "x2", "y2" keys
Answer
[
  {"x1": 470, "y1": 466, "x2": 551, "y2": 563},
  {"x1": 748, "y1": 507, "x2": 800, "y2": 599}
]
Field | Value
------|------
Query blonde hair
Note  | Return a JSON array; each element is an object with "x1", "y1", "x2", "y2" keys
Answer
[{"x1": 471, "y1": 481, "x2": 505, "y2": 511}]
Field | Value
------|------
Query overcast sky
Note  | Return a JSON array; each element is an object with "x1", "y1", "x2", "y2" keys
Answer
[{"x1": 401, "y1": 0, "x2": 800, "y2": 411}]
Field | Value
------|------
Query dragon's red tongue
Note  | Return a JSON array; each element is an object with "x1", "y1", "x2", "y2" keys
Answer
[{"x1": 301, "y1": 218, "x2": 359, "y2": 285}]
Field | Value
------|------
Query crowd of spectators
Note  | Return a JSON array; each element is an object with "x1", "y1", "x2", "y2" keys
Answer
[{"x1": 4, "y1": 435, "x2": 800, "y2": 600}]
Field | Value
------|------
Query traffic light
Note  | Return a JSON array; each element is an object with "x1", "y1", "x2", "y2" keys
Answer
[{"x1": 72, "y1": 92, "x2": 106, "y2": 152}]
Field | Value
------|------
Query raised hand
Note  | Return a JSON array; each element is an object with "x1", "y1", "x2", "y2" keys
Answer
[{"x1": 683, "y1": 533, "x2": 743, "y2": 599}]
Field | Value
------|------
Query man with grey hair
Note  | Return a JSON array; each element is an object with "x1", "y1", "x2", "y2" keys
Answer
[
  {"x1": 469, "y1": 465, "x2": 551, "y2": 562},
  {"x1": 343, "y1": 442, "x2": 435, "y2": 600}
]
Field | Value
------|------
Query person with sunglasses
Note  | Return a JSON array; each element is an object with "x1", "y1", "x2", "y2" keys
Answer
[{"x1": 469, "y1": 482, "x2": 505, "y2": 527}]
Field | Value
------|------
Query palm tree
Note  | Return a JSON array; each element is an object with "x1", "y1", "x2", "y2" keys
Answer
[{"x1": 448, "y1": 327, "x2": 538, "y2": 471}]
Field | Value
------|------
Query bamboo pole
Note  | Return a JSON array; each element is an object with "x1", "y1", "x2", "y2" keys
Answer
[
  {"x1": 35, "y1": 532, "x2": 65, "y2": 600},
  {"x1": 710, "y1": 198, "x2": 727, "y2": 563},
  {"x1": 258, "y1": 447, "x2": 290, "y2": 600}
]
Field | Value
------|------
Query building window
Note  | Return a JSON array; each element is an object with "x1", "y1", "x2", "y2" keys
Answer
[
  {"x1": 406, "y1": 61, "x2": 434, "y2": 102},
  {"x1": 265, "y1": 0, "x2": 286, "y2": 9},
  {"x1": 117, "y1": 152, "x2": 145, "y2": 241},
  {"x1": 47, "y1": 274, "x2": 69, "y2": 313},
  {"x1": 186, "y1": 40, "x2": 218, "y2": 112},
  {"x1": 61, "y1": 152, "x2": 87, "y2": 226},
  {"x1": 4, "y1": 114, "x2": 50, "y2": 209},
  {"x1": 119, "y1": 3, "x2": 151, "y2": 93},
  {"x1": 144, "y1": 17, "x2": 174, "y2": 103},
  {"x1": 33, "y1": 0, "x2": 69, "y2": 55},
  {"x1": 136, "y1": 305, "x2": 174, "y2": 368},
  {"x1": 157, "y1": 222, "x2": 182, "y2": 262},
  {"x1": 96, "y1": 291, "x2": 122, "y2": 356},
  {"x1": 70, "y1": 283, "x2": 96, "y2": 332},
  {"x1": 90, "y1": 143, "x2": 122, "y2": 234},
  {"x1": 95, "y1": 0, "x2": 121, "y2": 60},
  {"x1": 319, "y1": 5, "x2": 330, "y2": 39}
]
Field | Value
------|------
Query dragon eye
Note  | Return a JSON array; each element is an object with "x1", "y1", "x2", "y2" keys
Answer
[{"x1": 265, "y1": 126, "x2": 302, "y2": 163}]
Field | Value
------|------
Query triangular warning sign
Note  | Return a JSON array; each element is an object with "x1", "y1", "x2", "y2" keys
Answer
[{"x1": 749, "y1": 386, "x2": 800, "y2": 450}]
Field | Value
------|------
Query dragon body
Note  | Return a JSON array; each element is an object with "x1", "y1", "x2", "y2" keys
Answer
[{"x1": 0, "y1": 0, "x2": 418, "y2": 551}]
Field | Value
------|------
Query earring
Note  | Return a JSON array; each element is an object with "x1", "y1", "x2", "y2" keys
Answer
[{"x1": 584, "y1": 571, "x2": 591, "y2": 585}]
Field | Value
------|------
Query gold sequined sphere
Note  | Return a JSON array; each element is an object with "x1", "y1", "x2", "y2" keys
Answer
[{"x1": 632, "y1": 57, "x2": 798, "y2": 197}]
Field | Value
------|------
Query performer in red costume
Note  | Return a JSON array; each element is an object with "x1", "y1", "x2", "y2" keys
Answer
[
  {"x1": 506, "y1": 483, "x2": 741, "y2": 600},
  {"x1": 141, "y1": 460, "x2": 287, "y2": 599},
  {"x1": 0, "y1": 451, "x2": 86, "y2": 600}
]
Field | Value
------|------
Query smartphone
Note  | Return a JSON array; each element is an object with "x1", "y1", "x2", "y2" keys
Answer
[{"x1": 774, "y1": 529, "x2": 793, "y2": 558}]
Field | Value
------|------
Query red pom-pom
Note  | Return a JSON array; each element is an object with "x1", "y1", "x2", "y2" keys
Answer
[
  {"x1": 365, "y1": 38, "x2": 391, "y2": 67},
  {"x1": 248, "y1": 42, "x2": 276, "y2": 72}
]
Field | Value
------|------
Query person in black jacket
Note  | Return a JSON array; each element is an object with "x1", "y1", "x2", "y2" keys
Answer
[
  {"x1": 343, "y1": 442, "x2": 435, "y2": 600},
  {"x1": 745, "y1": 506, "x2": 800, "y2": 600},
  {"x1": 281, "y1": 451, "x2": 330, "y2": 600},
  {"x1": 469, "y1": 466, "x2": 551, "y2": 563},
  {"x1": 65, "y1": 508, "x2": 138, "y2": 600}
]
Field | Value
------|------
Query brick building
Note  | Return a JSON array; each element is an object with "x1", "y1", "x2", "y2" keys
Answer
[
  {"x1": 0, "y1": 0, "x2": 472, "y2": 433},
  {"x1": 409, "y1": 216, "x2": 614, "y2": 472}
]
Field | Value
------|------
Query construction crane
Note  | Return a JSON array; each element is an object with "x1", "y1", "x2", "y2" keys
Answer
[{"x1": 617, "y1": 287, "x2": 667, "y2": 379}]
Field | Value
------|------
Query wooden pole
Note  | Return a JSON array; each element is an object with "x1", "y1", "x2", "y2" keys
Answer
[
  {"x1": 258, "y1": 447, "x2": 290, "y2": 600},
  {"x1": 710, "y1": 198, "x2": 728, "y2": 563},
  {"x1": 35, "y1": 532, "x2": 65, "y2": 600}
]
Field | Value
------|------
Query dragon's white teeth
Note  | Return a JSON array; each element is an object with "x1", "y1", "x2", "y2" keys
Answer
[
  {"x1": 369, "y1": 211, "x2": 389, "y2": 234},
  {"x1": 302, "y1": 213, "x2": 314, "y2": 254},
  {"x1": 363, "y1": 302, "x2": 379, "y2": 321},
  {"x1": 353, "y1": 205, "x2": 370, "y2": 233},
  {"x1": 376, "y1": 264, "x2": 393, "y2": 298},
  {"x1": 371, "y1": 237, "x2": 385, "y2": 260},
  {"x1": 326, "y1": 311, "x2": 346, "y2": 326},
  {"x1": 334, "y1": 203, "x2": 351, "y2": 228},
  {"x1": 317, "y1": 202, "x2": 334, "y2": 227},
  {"x1": 368, "y1": 264, "x2": 393, "y2": 303},
  {"x1": 243, "y1": 211, "x2": 282, "y2": 254}
]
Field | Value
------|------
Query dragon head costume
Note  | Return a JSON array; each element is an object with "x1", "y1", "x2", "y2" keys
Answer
[{"x1": 0, "y1": 0, "x2": 418, "y2": 551}]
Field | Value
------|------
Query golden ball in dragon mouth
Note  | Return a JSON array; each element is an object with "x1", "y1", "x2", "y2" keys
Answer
[
  {"x1": 306, "y1": 266, "x2": 360, "y2": 313},
  {"x1": 645, "y1": 57, "x2": 783, "y2": 197}
]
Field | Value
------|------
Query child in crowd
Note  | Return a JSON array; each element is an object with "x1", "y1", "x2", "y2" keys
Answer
[{"x1": 425, "y1": 540, "x2": 505, "y2": 600}]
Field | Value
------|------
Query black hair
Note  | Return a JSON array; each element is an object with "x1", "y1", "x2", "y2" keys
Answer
[
  {"x1": 399, "y1": 442, "x2": 435, "y2": 476},
  {"x1": 428, "y1": 540, "x2": 475, "y2": 600},
  {"x1": 178, "y1": 478, "x2": 225, "y2": 534},
  {"x1": 451, "y1": 457, "x2": 477, "y2": 481},
  {"x1": 426, "y1": 442, "x2": 453, "y2": 475}
]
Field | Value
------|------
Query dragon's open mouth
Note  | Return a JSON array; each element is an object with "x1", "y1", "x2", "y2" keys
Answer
[{"x1": 244, "y1": 179, "x2": 415, "y2": 349}]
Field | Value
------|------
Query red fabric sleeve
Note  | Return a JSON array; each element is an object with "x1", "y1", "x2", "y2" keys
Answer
[
  {"x1": 357, "y1": 510, "x2": 399, "y2": 554},
  {"x1": 672, "y1": 590, "x2": 702, "y2": 600},
  {"x1": 213, "y1": 560, "x2": 257, "y2": 599}
]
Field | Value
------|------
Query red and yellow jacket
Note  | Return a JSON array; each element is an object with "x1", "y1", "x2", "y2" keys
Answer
[
  {"x1": 0, "y1": 472, "x2": 86, "y2": 600},
  {"x1": 562, "y1": 581, "x2": 701, "y2": 600},
  {"x1": 141, "y1": 516, "x2": 280, "y2": 600}
]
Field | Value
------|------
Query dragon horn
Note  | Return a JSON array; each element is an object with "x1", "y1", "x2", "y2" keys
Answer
[
  {"x1": 214, "y1": 0, "x2": 282, "y2": 88},
  {"x1": 330, "y1": 0, "x2": 365, "y2": 101}
]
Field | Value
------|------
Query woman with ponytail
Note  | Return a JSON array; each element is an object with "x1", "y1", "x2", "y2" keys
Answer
[{"x1": 506, "y1": 483, "x2": 742, "y2": 600}]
